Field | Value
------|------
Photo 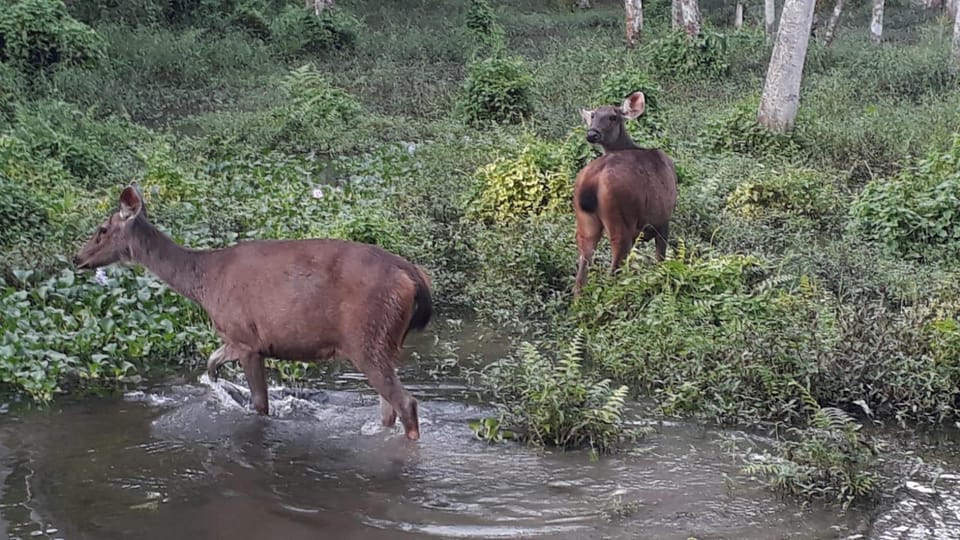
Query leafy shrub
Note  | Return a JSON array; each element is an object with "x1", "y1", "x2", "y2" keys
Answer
[
  {"x1": 465, "y1": 0, "x2": 496, "y2": 37},
  {"x1": 271, "y1": 5, "x2": 363, "y2": 57},
  {"x1": 480, "y1": 334, "x2": 631, "y2": 453},
  {"x1": 0, "y1": 177, "x2": 47, "y2": 246},
  {"x1": 457, "y1": 55, "x2": 534, "y2": 125},
  {"x1": 0, "y1": 267, "x2": 216, "y2": 401},
  {"x1": 742, "y1": 406, "x2": 880, "y2": 509},
  {"x1": 849, "y1": 135, "x2": 960, "y2": 261},
  {"x1": 231, "y1": 3, "x2": 272, "y2": 39},
  {"x1": 0, "y1": 0, "x2": 104, "y2": 71},
  {"x1": 701, "y1": 97, "x2": 798, "y2": 157},
  {"x1": 595, "y1": 69, "x2": 661, "y2": 116},
  {"x1": 468, "y1": 136, "x2": 572, "y2": 223},
  {"x1": 8, "y1": 100, "x2": 147, "y2": 188},
  {"x1": 726, "y1": 167, "x2": 841, "y2": 220},
  {"x1": 644, "y1": 29, "x2": 729, "y2": 80},
  {"x1": 284, "y1": 64, "x2": 361, "y2": 124},
  {"x1": 0, "y1": 63, "x2": 22, "y2": 120},
  {"x1": 572, "y1": 248, "x2": 835, "y2": 425}
]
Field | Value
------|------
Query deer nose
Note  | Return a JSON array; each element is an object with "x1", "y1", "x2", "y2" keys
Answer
[{"x1": 586, "y1": 130, "x2": 601, "y2": 143}]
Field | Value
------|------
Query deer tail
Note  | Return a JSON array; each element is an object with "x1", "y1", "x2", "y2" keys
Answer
[
  {"x1": 407, "y1": 265, "x2": 433, "y2": 333},
  {"x1": 577, "y1": 182, "x2": 599, "y2": 214}
]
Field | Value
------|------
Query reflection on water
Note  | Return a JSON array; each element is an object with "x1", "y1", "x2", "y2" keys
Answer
[{"x1": 0, "y1": 321, "x2": 956, "y2": 539}]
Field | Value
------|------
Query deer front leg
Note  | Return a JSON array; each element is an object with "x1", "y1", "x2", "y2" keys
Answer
[{"x1": 239, "y1": 352, "x2": 268, "y2": 415}]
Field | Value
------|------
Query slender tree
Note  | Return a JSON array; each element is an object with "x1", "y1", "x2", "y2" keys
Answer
[
  {"x1": 680, "y1": 0, "x2": 701, "y2": 37},
  {"x1": 625, "y1": 0, "x2": 643, "y2": 47},
  {"x1": 672, "y1": 0, "x2": 683, "y2": 30},
  {"x1": 953, "y1": 0, "x2": 960, "y2": 67},
  {"x1": 735, "y1": 2, "x2": 744, "y2": 29},
  {"x1": 870, "y1": 0, "x2": 884, "y2": 44},
  {"x1": 765, "y1": 0, "x2": 777, "y2": 40},
  {"x1": 758, "y1": 0, "x2": 816, "y2": 134},
  {"x1": 823, "y1": 0, "x2": 845, "y2": 45},
  {"x1": 307, "y1": 0, "x2": 334, "y2": 14},
  {"x1": 578, "y1": 0, "x2": 593, "y2": 8}
]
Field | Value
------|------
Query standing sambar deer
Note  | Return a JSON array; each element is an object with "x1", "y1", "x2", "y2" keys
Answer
[
  {"x1": 74, "y1": 185, "x2": 432, "y2": 441},
  {"x1": 572, "y1": 91, "x2": 678, "y2": 296}
]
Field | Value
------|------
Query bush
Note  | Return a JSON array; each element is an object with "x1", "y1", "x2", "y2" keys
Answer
[
  {"x1": 572, "y1": 249, "x2": 834, "y2": 425},
  {"x1": 0, "y1": 0, "x2": 104, "y2": 72},
  {"x1": 849, "y1": 135, "x2": 960, "y2": 261},
  {"x1": 467, "y1": 136, "x2": 572, "y2": 223},
  {"x1": 231, "y1": 3, "x2": 272, "y2": 40},
  {"x1": 701, "y1": 97, "x2": 798, "y2": 157},
  {"x1": 8, "y1": 100, "x2": 148, "y2": 188},
  {"x1": 480, "y1": 335, "x2": 632, "y2": 453},
  {"x1": 465, "y1": 0, "x2": 496, "y2": 38},
  {"x1": 595, "y1": 69, "x2": 661, "y2": 115},
  {"x1": 726, "y1": 167, "x2": 842, "y2": 221},
  {"x1": 0, "y1": 63, "x2": 23, "y2": 120},
  {"x1": 457, "y1": 55, "x2": 534, "y2": 125},
  {"x1": 271, "y1": 5, "x2": 363, "y2": 57},
  {"x1": 742, "y1": 406, "x2": 880, "y2": 509},
  {"x1": 0, "y1": 177, "x2": 47, "y2": 247},
  {"x1": 644, "y1": 29, "x2": 729, "y2": 80}
]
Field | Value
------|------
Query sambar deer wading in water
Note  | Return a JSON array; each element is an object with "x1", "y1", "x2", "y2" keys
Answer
[
  {"x1": 573, "y1": 91, "x2": 678, "y2": 296},
  {"x1": 74, "y1": 185, "x2": 432, "y2": 441}
]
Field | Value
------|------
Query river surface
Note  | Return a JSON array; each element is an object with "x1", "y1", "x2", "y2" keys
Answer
[{"x1": 1, "y1": 321, "x2": 958, "y2": 539}]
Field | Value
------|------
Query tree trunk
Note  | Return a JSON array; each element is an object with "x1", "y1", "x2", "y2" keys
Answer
[
  {"x1": 625, "y1": 0, "x2": 643, "y2": 48},
  {"x1": 953, "y1": 0, "x2": 960, "y2": 67},
  {"x1": 680, "y1": 0, "x2": 701, "y2": 37},
  {"x1": 672, "y1": 0, "x2": 683, "y2": 30},
  {"x1": 765, "y1": 0, "x2": 777, "y2": 41},
  {"x1": 870, "y1": 0, "x2": 884, "y2": 44},
  {"x1": 735, "y1": 2, "x2": 744, "y2": 29},
  {"x1": 948, "y1": 0, "x2": 958, "y2": 20},
  {"x1": 578, "y1": 0, "x2": 593, "y2": 8},
  {"x1": 308, "y1": 0, "x2": 334, "y2": 15},
  {"x1": 758, "y1": 0, "x2": 816, "y2": 134},
  {"x1": 823, "y1": 0, "x2": 844, "y2": 46},
  {"x1": 922, "y1": 0, "x2": 942, "y2": 10}
]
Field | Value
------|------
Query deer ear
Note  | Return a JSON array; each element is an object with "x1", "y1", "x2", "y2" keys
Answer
[
  {"x1": 119, "y1": 185, "x2": 143, "y2": 220},
  {"x1": 580, "y1": 108, "x2": 595, "y2": 127},
  {"x1": 620, "y1": 92, "x2": 646, "y2": 120}
]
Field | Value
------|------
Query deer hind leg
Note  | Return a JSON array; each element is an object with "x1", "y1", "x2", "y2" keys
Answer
[
  {"x1": 239, "y1": 351, "x2": 268, "y2": 415},
  {"x1": 653, "y1": 223, "x2": 670, "y2": 262},
  {"x1": 352, "y1": 344, "x2": 420, "y2": 440},
  {"x1": 574, "y1": 212, "x2": 603, "y2": 296},
  {"x1": 606, "y1": 217, "x2": 636, "y2": 275}
]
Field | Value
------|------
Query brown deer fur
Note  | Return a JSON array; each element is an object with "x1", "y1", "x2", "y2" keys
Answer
[
  {"x1": 74, "y1": 186, "x2": 432, "y2": 440},
  {"x1": 573, "y1": 92, "x2": 678, "y2": 296}
]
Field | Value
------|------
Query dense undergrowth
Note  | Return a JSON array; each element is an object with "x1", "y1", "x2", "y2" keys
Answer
[{"x1": 2, "y1": 0, "x2": 960, "y2": 509}]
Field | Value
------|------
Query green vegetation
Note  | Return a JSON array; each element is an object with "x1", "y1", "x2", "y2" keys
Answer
[{"x1": 1, "y1": 0, "x2": 959, "y2": 510}]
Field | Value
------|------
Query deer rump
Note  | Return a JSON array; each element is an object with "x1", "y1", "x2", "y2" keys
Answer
[{"x1": 573, "y1": 148, "x2": 678, "y2": 248}]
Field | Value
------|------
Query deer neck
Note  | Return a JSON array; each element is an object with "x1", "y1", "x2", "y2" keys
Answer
[
  {"x1": 602, "y1": 123, "x2": 641, "y2": 152},
  {"x1": 128, "y1": 218, "x2": 209, "y2": 304}
]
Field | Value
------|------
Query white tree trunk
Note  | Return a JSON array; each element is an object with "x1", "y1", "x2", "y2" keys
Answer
[
  {"x1": 735, "y1": 3, "x2": 744, "y2": 29},
  {"x1": 953, "y1": 0, "x2": 960, "y2": 67},
  {"x1": 309, "y1": 0, "x2": 334, "y2": 15},
  {"x1": 870, "y1": 0, "x2": 884, "y2": 44},
  {"x1": 758, "y1": 0, "x2": 816, "y2": 134},
  {"x1": 823, "y1": 0, "x2": 845, "y2": 45},
  {"x1": 680, "y1": 0, "x2": 701, "y2": 37},
  {"x1": 578, "y1": 0, "x2": 593, "y2": 8},
  {"x1": 948, "y1": 0, "x2": 958, "y2": 20},
  {"x1": 672, "y1": 0, "x2": 683, "y2": 30},
  {"x1": 922, "y1": 0, "x2": 942, "y2": 10},
  {"x1": 765, "y1": 0, "x2": 777, "y2": 41},
  {"x1": 625, "y1": 0, "x2": 643, "y2": 47}
]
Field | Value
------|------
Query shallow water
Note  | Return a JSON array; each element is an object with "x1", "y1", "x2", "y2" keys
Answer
[{"x1": 0, "y1": 322, "x2": 958, "y2": 540}]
